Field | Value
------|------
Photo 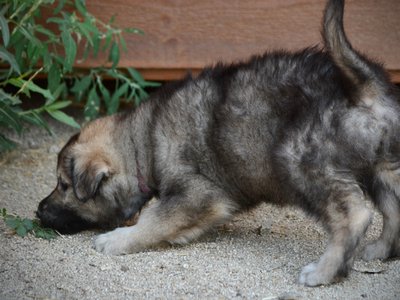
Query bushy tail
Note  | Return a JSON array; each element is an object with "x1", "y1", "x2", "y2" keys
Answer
[{"x1": 323, "y1": 0, "x2": 388, "y2": 95}]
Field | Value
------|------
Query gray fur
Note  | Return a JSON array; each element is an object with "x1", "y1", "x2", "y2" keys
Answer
[{"x1": 37, "y1": 0, "x2": 400, "y2": 286}]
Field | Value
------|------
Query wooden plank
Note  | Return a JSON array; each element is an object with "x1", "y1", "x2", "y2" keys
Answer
[
  {"x1": 390, "y1": 70, "x2": 400, "y2": 83},
  {"x1": 137, "y1": 68, "x2": 400, "y2": 84},
  {"x1": 56, "y1": 0, "x2": 398, "y2": 82}
]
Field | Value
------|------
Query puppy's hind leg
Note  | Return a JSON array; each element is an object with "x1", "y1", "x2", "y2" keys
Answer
[
  {"x1": 363, "y1": 165, "x2": 400, "y2": 261},
  {"x1": 94, "y1": 177, "x2": 237, "y2": 255},
  {"x1": 299, "y1": 186, "x2": 372, "y2": 286}
]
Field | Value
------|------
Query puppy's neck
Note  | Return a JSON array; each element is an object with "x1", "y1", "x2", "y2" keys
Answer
[{"x1": 124, "y1": 102, "x2": 156, "y2": 192}]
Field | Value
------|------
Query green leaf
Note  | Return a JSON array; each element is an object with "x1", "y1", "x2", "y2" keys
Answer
[
  {"x1": 16, "y1": 223, "x2": 28, "y2": 237},
  {"x1": 8, "y1": 29, "x2": 24, "y2": 50},
  {"x1": 127, "y1": 88, "x2": 137, "y2": 102},
  {"x1": 74, "y1": 0, "x2": 87, "y2": 16},
  {"x1": 103, "y1": 30, "x2": 113, "y2": 50},
  {"x1": 71, "y1": 76, "x2": 92, "y2": 93},
  {"x1": 20, "y1": 111, "x2": 51, "y2": 133},
  {"x1": 127, "y1": 68, "x2": 160, "y2": 88},
  {"x1": 0, "y1": 12, "x2": 10, "y2": 47},
  {"x1": 41, "y1": 47, "x2": 52, "y2": 72},
  {"x1": 0, "y1": 5, "x2": 8, "y2": 16},
  {"x1": 45, "y1": 100, "x2": 71, "y2": 111},
  {"x1": 51, "y1": 83, "x2": 68, "y2": 102},
  {"x1": 1, "y1": 211, "x2": 57, "y2": 239},
  {"x1": 71, "y1": 76, "x2": 92, "y2": 103},
  {"x1": 84, "y1": 86, "x2": 100, "y2": 119},
  {"x1": 47, "y1": 17, "x2": 67, "y2": 26},
  {"x1": 143, "y1": 81, "x2": 161, "y2": 88},
  {"x1": 61, "y1": 30, "x2": 77, "y2": 72},
  {"x1": 47, "y1": 63, "x2": 61, "y2": 94},
  {"x1": 0, "y1": 102, "x2": 23, "y2": 133},
  {"x1": 92, "y1": 27, "x2": 100, "y2": 57},
  {"x1": 0, "y1": 89, "x2": 22, "y2": 105},
  {"x1": 108, "y1": 82, "x2": 129, "y2": 114},
  {"x1": 8, "y1": 78, "x2": 54, "y2": 101},
  {"x1": 109, "y1": 41, "x2": 120, "y2": 68},
  {"x1": 77, "y1": 21, "x2": 93, "y2": 46},
  {"x1": 138, "y1": 88, "x2": 149, "y2": 99},
  {"x1": 22, "y1": 218, "x2": 34, "y2": 231},
  {"x1": 0, "y1": 134, "x2": 16, "y2": 152},
  {"x1": 47, "y1": 110, "x2": 80, "y2": 129},
  {"x1": 25, "y1": 81, "x2": 53, "y2": 101},
  {"x1": 54, "y1": 0, "x2": 67, "y2": 14},
  {"x1": 35, "y1": 25, "x2": 56, "y2": 40},
  {"x1": 127, "y1": 67, "x2": 145, "y2": 84},
  {"x1": 27, "y1": 42, "x2": 43, "y2": 68},
  {"x1": 7, "y1": 78, "x2": 29, "y2": 97},
  {"x1": 109, "y1": 14, "x2": 116, "y2": 25},
  {"x1": 18, "y1": 26, "x2": 41, "y2": 47},
  {"x1": 0, "y1": 46, "x2": 21, "y2": 74},
  {"x1": 33, "y1": 224, "x2": 57, "y2": 240},
  {"x1": 105, "y1": 68, "x2": 126, "y2": 81},
  {"x1": 5, "y1": 217, "x2": 20, "y2": 230},
  {"x1": 97, "y1": 78, "x2": 111, "y2": 105},
  {"x1": 119, "y1": 35, "x2": 127, "y2": 52},
  {"x1": 11, "y1": 37, "x2": 26, "y2": 72}
]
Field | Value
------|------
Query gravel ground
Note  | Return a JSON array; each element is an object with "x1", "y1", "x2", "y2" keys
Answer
[{"x1": 1, "y1": 116, "x2": 399, "y2": 300}]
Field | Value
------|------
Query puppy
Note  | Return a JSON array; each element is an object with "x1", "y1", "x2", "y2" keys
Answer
[{"x1": 37, "y1": 0, "x2": 400, "y2": 286}]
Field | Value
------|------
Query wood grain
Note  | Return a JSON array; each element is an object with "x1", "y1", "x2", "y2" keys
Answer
[{"x1": 77, "y1": 0, "x2": 399, "y2": 82}]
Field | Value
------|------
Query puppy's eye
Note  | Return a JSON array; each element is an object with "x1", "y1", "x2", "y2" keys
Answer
[{"x1": 59, "y1": 178, "x2": 69, "y2": 192}]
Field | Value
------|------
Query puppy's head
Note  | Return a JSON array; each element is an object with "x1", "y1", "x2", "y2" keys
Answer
[{"x1": 36, "y1": 117, "x2": 149, "y2": 234}]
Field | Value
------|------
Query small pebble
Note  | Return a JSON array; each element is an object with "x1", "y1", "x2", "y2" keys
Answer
[
  {"x1": 28, "y1": 140, "x2": 40, "y2": 149},
  {"x1": 278, "y1": 292, "x2": 302, "y2": 300},
  {"x1": 48, "y1": 145, "x2": 61, "y2": 154},
  {"x1": 120, "y1": 265, "x2": 129, "y2": 272}
]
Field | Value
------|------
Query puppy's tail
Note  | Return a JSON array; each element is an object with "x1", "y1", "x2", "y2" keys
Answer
[{"x1": 323, "y1": 0, "x2": 389, "y2": 97}]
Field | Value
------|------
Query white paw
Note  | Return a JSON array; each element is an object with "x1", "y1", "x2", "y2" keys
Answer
[
  {"x1": 94, "y1": 227, "x2": 133, "y2": 255},
  {"x1": 298, "y1": 261, "x2": 337, "y2": 287},
  {"x1": 299, "y1": 262, "x2": 319, "y2": 286}
]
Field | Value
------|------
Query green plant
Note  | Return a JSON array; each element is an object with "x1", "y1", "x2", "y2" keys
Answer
[
  {"x1": 0, "y1": 0, "x2": 159, "y2": 152},
  {"x1": 1, "y1": 208, "x2": 58, "y2": 239}
]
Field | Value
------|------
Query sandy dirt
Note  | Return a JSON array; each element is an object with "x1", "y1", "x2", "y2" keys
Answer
[{"x1": 1, "y1": 116, "x2": 399, "y2": 299}]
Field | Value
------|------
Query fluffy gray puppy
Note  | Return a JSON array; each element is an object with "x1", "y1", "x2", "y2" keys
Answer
[{"x1": 37, "y1": 0, "x2": 400, "y2": 286}]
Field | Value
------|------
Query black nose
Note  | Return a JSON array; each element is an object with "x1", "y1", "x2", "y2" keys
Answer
[
  {"x1": 36, "y1": 198, "x2": 48, "y2": 220},
  {"x1": 36, "y1": 198, "x2": 97, "y2": 234}
]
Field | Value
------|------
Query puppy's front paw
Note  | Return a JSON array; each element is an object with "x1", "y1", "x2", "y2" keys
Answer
[
  {"x1": 94, "y1": 227, "x2": 133, "y2": 255},
  {"x1": 298, "y1": 262, "x2": 337, "y2": 287},
  {"x1": 299, "y1": 262, "x2": 321, "y2": 286}
]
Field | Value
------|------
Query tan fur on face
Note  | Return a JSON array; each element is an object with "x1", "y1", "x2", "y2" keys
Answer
[
  {"x1": 79, "y1": 116, "x2": 116, "y2": 142},
  {"x1": 72, "y1": 147, "x2": 114, "y2": 179},
  {"x1": 71, "y1": 116, "x2": 120, "y2": 187},
  {"x1": 49, "y1": 115, "x2": 126, "y2": 224}
]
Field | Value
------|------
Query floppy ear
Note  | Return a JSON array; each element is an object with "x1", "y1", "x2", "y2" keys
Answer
[{"x1": 71, "y1": 156, "x2": 110, "y2": 202}]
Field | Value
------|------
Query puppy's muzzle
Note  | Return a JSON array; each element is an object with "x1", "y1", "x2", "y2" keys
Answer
[{"x1": 36, "y1": 195, "x2": 95, "y2": 234}]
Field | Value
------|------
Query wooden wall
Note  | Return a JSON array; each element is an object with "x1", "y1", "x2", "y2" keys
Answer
[{"x1": 80, "y1": 0, "x2": 400, "y2": 82}]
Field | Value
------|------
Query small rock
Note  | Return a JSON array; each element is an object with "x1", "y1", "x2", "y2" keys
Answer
[
  {"x1": 121, "y1": 265, "x2": 129, "y2": 272},
  {"x1": 100, "y1": 264, "x2": 113, "y2": 271},
  {"x1": 48, "y1": 144, "x2": 61, "y2": 154},
  {"x1": 353, "y1": 260, "x2": 387, "y2": 274},
  {"x1": 28, "y1": 139, "x2": 40, "y2": 149},
  {"x1": 278, "y1": 292, "x2": 302, "y2": 300}
]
